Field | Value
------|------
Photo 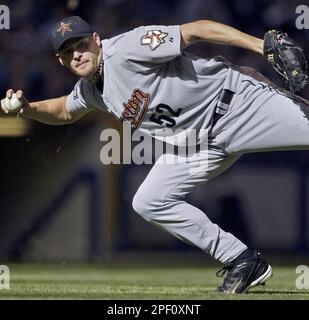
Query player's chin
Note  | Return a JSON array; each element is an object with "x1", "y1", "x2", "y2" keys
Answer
[{"x1": 74, "y1": 67, "x2": 93, "y2": 78}]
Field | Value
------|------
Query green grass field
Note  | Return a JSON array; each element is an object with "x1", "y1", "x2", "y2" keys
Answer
[{"x1": 0, "y1": 263, "x2": 308, "y2": 300}]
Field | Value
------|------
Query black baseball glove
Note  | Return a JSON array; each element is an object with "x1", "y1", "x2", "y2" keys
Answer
[{"x1": 263, "y1": 30, "x2": 309, "y2": 93}]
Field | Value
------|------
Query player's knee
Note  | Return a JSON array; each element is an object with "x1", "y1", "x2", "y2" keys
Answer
[{"x1": 132, "y1": 187, "x2": 161, "y2": 221}]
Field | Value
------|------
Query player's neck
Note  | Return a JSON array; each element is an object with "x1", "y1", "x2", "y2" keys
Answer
[{"x1": 88, "y1": 51, "x2": 103, "y2": 84}]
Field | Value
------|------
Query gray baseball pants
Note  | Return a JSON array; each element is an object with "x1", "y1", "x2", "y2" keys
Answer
[{"x1": 132, "y1": 69, "x2": 309, "y2": 263}]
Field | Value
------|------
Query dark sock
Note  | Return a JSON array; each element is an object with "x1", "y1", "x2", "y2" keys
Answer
[{"x1": 232, "y1": 249, "x2": 255, "y2": 263}]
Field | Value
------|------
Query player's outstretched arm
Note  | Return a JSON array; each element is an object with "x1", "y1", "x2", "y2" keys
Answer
[
  {"x1": 180, "y1": 20, "x2": 263, "y2": 55},
  {"x1": 1, "y1": 89, "x2": 85, "y2": 125}
]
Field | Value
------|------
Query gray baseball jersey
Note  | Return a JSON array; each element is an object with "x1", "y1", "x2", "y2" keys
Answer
[{"x1": 67, "y1": 25, "x2": 236, "y2": 145}]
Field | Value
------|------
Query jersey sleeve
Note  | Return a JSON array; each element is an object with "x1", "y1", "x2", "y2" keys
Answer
[
  {"x1": 66, "y1": 79, "x2": 94, "y2": 113},
  {"x1": 122, "y1": 25, "x2": 182, "y2": 64}
]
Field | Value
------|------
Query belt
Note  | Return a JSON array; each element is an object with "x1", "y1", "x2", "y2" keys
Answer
[{"x1": 212, "y1": 89, "x2": 235, "y2": 126}]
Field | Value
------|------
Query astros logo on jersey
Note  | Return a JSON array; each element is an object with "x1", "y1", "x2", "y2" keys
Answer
[
  {"x1": 121, "y1": 89, "x2": 150, "y2": 129},
  {"x1": 57, "y1": 22, "x2": 72, "y2": 37},
  {"x1": 141, "y1": 30, "x2": 168, "y2": 50}
]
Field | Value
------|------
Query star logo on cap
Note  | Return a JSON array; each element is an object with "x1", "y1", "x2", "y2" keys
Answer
[{"x1": 57, "y1": 22, "x2": 72, "y2": 37}]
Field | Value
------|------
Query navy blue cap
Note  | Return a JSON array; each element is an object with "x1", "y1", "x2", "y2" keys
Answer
[{"x1": 51, "y1": 16, "x2": 93, "y2": 52}]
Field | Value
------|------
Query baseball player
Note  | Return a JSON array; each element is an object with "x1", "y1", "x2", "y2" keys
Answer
[{"x1": 1, "y1": 16, "x2": 309, "y2": 294}]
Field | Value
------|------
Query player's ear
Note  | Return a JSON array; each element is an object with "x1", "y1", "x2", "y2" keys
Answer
[
  {"x1": 92, "y1": 32, "x2": 101, "y2": 47},
  {"x1": 56, "y1": 54, "x2": 64, "y2": 66}
]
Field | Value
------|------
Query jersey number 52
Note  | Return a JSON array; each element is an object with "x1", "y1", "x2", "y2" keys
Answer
[{"x1": 149, "y1": 104, "x2": 182, "y2": 128}]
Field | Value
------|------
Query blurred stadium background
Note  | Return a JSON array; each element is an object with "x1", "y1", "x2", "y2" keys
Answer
[{"x1": 1, "y1": 0, "x2": 309, "y2": 266}]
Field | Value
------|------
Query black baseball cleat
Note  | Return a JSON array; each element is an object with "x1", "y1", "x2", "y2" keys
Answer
[{"x1": 216, "y1": 251, "x2": 272, "y2": 294}]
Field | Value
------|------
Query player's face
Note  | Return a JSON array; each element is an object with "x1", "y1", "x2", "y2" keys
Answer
[{"x1": 57, "y1": 33, "x2": 102, "y2": 79}]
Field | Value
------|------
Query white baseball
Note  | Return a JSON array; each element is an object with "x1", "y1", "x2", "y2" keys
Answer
[{"x1": 6, "y1": 93, "x2": 23, "y2": 113}]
